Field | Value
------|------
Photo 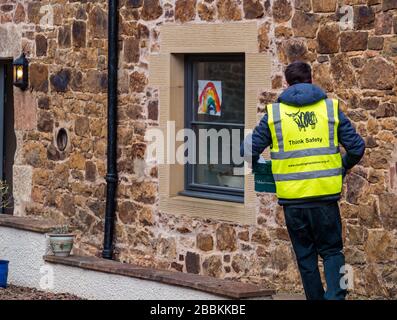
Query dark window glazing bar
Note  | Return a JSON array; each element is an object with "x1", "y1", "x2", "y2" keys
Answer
[{"x1": 190, "y1": 121, "x2": 244, "y2": 128}]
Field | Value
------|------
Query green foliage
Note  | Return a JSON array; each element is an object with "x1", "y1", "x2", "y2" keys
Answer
[
  {"x1": 0, "y1": 180, "x2": 11, "y2": 209},
  {"x1": 52, "y1": 225, "x2": 71, "y2": 235}
]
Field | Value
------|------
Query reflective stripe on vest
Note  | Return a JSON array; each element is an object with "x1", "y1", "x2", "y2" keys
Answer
[{"x1": 267, "y1": 98, "x2": 343, "y2": 199}]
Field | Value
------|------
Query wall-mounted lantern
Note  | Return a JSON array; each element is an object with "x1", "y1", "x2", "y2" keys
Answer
[{"x1": 13, "y1": 53, "x2": 29, "y2": 91}]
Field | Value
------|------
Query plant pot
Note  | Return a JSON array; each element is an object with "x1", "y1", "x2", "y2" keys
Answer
[
  {"x1": 0, "y1": 260, "x2": 9, "y2": 288},
  {"x1": 48, "y1": 234, "x2": 74, "y2": 257}
]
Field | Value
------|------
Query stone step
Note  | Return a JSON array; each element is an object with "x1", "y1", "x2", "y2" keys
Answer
[{"x1": 44, "y1": 254, "x2": 275, "y2": 299}]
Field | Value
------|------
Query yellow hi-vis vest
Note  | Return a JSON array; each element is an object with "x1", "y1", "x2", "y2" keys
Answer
[{"x1": 267, "y1": 98, "x2": 342, "y2": 200}]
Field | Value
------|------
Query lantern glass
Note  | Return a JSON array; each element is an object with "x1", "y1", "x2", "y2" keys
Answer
[{"x1": 15, "y1": 66, "x2": 23, "y2": 82}]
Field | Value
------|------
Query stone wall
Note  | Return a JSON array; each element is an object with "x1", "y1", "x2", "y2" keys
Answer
[{"x1": 0, "y1": 0, "x2": 396, "y2": 298}]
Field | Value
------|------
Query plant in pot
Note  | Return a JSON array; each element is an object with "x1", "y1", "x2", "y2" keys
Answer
[
  {"x1": 0, "y1": 180, "x2": 11, "y2": 288},
  {"x1": 48, "y1": 225, "x2": 75, "y2": 257}
]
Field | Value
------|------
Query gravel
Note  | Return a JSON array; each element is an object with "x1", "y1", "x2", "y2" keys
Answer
[{"x1": 0, "y1": 284, "x2": 84, "y2": 300}]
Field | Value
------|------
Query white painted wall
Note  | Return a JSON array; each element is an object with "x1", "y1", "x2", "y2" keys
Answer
[
  {"x1": 48, "y1": 264, "x2": 225, "y2": 300},
  {"x1": 0, "y1": 225, "x2": 47, "y2": 288},
  {"x1": 0, "y1": 226, "x2": 228, "y2": 300}
]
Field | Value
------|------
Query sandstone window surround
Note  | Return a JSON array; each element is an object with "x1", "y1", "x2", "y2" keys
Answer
[{"x1": 148, "y1": 22, "x2": 271, "y2": 225}]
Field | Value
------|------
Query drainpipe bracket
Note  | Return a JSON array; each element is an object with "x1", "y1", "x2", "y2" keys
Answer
[{"x1": 105, "y1": 173, "x2": 118, "y2": 184}]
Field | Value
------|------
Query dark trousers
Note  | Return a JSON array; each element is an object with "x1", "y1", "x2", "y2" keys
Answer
[{"x1": 283, "y1": 202, "x2": 347, "y2": 300}]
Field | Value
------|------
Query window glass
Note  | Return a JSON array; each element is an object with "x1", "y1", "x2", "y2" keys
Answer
[
  {"x1": 192, "y1": 125, "x2": 244, "y2": 190},
  {"x1": 184, "y1": 55, "x2": 245, "y2": 202},
  {"x1": 192, "y1": 60, "x2": 245, "y2": 124}
]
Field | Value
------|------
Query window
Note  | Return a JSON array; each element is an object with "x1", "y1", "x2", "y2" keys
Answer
[
  {"x1": 149, "y1": 22, "x2": 270, "y2": 223},
  {"x1": 181, "y1": 54, "x2": 245, "y2": 203}
]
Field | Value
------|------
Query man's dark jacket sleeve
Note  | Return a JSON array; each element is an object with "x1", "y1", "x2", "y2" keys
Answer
[
  {"x1": 240, "y1": 114, "x2": 272, "y2": 164},
  {"x1": 338, "y1": 110, "x2": 365, "y2": 170}
]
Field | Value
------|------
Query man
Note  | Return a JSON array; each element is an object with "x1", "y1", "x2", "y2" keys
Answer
[{"x1": 241, "y1": 61, "x2": 365, "y2": 300}]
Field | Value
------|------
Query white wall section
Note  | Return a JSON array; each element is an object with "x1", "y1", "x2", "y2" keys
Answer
[{"x1": 0, "y1": 226, "x2": 228, "y2": 300}]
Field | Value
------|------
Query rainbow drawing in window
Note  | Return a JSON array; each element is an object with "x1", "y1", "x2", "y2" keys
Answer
[{"x1": 198, "y1": 80, "x2": 222, "y2": 116}]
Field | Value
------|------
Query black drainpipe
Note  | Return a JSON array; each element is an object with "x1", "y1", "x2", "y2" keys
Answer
[{"x1": 102, "y1": 0, "x2": 119, "y2": 259}]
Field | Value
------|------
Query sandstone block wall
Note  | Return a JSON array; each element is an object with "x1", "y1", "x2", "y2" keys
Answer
[{"x1": 0, "y1": 0, "x2": 396, "y2": 298}]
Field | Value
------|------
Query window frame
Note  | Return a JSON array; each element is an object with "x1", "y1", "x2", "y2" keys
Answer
[{"x1": 181, "y1": 53, "x2": 245, "y2": 204}]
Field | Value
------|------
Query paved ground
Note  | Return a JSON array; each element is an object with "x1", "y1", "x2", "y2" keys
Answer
[
  {"x1": 0, "y1": 284, "x2": 307, "y2": 300},
  {"x1": 272, "y1": 294, "x2": 305, "y2": 300},
  {"x1": 0, "y1": 284, "x2": 83, "y2": 300}
]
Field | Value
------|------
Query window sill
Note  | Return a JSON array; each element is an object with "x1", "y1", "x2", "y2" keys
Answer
[
  {"x1": 171, "y1": 195, "x2": 245, "y2": 209},
  {"x1": 159, "y1": 194, "x2": 255, "y2": 224},
  {"x1": 179, "y1": 190, "x2": 244, "y2": 204}
]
